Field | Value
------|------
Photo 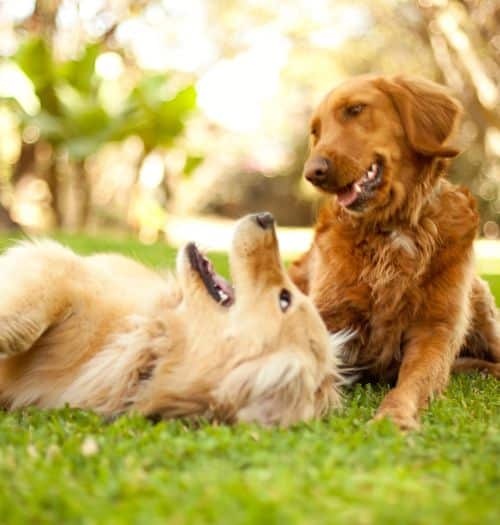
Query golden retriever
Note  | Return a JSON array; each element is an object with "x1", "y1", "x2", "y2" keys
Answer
[
  {"x1": 0, "y1": 213, "x2": 346, "y2": 426},
  {"x1": 290, "y1": 74, "x2": 500, "y2": 429}
]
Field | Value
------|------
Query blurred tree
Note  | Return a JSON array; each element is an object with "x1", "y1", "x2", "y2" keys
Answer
[
  {"x1": 4, "y1": 52, "x2": 195, "y2": 230},
  {"x1": 11, "y1": 37, "x2": 195, "y2": 225},
  {"x1": 110, "y1": 75, "x2": 196, "y2": 155},
  {"x1": 12, "y1": 37, "x2": 107, "y2": 224},
  {"x1": 1, "y1": 0, "x2": 196, "y2": 232},
  {"x1": 0, "y1": 0, "x2": 497, "y2": 235},
  {"x1": 417, "y1": 0, "x2": 500, "y2": 234}
]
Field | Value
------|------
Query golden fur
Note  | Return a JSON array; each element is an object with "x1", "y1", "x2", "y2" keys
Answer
[
  {"x1": 290, "y1": 74, "x2": 500, "y2": 429},
  {"x1": 0, "y1": 214, "x2": 346, "y2": 426}
]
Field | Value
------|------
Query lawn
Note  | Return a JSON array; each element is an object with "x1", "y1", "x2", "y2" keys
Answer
[{"x1": 0, "y1": 233, "x2": 498, "y2": 525}]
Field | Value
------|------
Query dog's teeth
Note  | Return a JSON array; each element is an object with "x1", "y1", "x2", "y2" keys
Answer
[
  {"x1": 354, "y1": 183, "x2": 362, "y2": 193},
  {"x1": 219, "y1": 291, "x2": 228, "y2": 303}
]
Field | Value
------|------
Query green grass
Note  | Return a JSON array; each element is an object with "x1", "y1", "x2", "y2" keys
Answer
[{"x1": 0, "y1": 233, "x2": 499, "y2": 525}]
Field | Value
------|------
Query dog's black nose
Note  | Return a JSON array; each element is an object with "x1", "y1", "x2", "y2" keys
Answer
[
  {"x1": 254, "y1": 212, "x2": 275, "y2": 230},
  {"x1": 304, "y1": 156, "x2": 331, "y2": 186}
]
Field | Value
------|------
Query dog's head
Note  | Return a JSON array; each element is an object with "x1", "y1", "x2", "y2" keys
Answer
[
  {"x1": 304, "y1": 74, "x2": 462, "y2": 218},
  {"x1": 170, "y1": 213, "x2": 343, "y2": 426}
]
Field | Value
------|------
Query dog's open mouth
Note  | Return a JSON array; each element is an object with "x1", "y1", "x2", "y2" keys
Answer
[
  {"x1": 336, "y1": 158, "x2": 384, "y2": 209},
  {"x1": 187, "y1": 243, "x2": 235, "y2": 307}
]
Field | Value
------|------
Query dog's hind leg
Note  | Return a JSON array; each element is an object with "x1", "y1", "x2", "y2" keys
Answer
[
  {"x1": 0, "y1": 241, "x2": 76, "y2": 357},
  {"x1": 0, "y1": 315, "x2": 48, "y2": 358},
  {"x1": 452, "y1": 357, "x2": 500, "y2": 378},
  {"x1": 468, "y1": 277, "x2": 500, "y2": 364}
]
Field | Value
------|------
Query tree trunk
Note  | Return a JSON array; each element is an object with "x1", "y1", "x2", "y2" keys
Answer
[
  {"x1": 0, "y1": 203, "x2": 18, "y2": 231},
  {"x1": 73, "y1": 160, "x2": 91, "y2": 229},
  {"x1": 416, "y1": 0, "x2": 500, "y2": 233},
  {"x1": 45, "y1": 163, "x2": 62, "y2": 227}
]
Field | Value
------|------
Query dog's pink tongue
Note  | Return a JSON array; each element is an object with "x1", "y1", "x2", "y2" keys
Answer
[
  {"x1": 336, "y1": 185, "x2": 358, "y2": 207},
  {"x1": 213, "y1": 274, "x2": 234, "y2": 305}
]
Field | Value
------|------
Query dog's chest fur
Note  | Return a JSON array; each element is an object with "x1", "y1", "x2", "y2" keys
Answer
[
  {"x1": 308, "y1": 208, "x2": 446, "y2": 375},
  {"x1": 307, "y1": 184, "x2": 478, "y2": 377}
]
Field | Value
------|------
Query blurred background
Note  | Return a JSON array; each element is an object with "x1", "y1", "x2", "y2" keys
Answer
[{"x1": 0, "y1": 0, "x2": 499, "y2": 250}]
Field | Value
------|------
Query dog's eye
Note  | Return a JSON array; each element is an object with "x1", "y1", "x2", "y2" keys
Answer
[
  {"x1": 345, "y1": 104, "x2": 365, "y2": 117},
  {"x1": 279, "y1": 289, "x2": 292, "y2": 312}
]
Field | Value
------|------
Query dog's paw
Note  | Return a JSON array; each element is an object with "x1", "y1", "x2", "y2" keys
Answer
[
  {"x1": 372, "y1": 393, "x2": 420, "y2": 431},
  {"x1": 0, "y1": 316, "x2": 44, "y2": 357},
  {"x1": 372, "y1": 406, "x2": 419, "y2": 431}
]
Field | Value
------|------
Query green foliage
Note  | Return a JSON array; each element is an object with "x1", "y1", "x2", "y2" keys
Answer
[
  {"x1": 110, "y1": 76, "x2": 197, "y2": 150},
  {"x1": 58, "y1": 44, "x2": 101, "y2": 94},
  {"x1": 8, "y1": 37, "x2": 196, "y2": 160},
  {"x1": 15, "y1": 37, "x2": 54, "y2": 92},
  {"x1": 12, "y1": 37, "x2": 108, "y2": 158},
  {"x1": 184, "y1": 155, "x2": 205, "y2": 177},
  {"x1": 0, "y1": 235, "x2": 498, "y2": 524}
]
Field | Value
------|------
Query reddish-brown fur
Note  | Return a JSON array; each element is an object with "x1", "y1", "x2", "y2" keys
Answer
[{"x1": 290, "y1": 74, "x2": 500, "y2": 429}]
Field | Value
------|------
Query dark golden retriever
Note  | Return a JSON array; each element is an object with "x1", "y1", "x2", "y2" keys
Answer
[{"x1": 290, "y1": 74, "x2": 500, "y2": 429}]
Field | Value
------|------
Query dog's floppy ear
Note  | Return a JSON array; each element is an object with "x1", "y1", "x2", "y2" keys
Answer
[
  {"x1": 377, "y1": 75, "x2": 462, "y2": 158},
  {"x1": 213, "y1": 352, "x2": 314, "y2": 427}
]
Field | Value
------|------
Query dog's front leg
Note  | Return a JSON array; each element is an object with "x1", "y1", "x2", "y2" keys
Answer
[
  {"x1": 374, "y1": 256, "x2": 474, "y2": 430},
  {"x1": 373, "y1": 326, "x2": 457, "y2": 430}
]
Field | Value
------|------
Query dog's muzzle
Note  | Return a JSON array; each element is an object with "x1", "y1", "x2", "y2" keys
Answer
[
  {"x1": 253, "y1": 212, "x2": 275, "y2": 230},
  {"x1": 304, "y1": 156, "x2": 332, "y2": 187}
]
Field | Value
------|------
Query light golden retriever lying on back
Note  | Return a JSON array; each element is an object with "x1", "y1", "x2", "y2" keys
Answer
[{"x1": 0, "y1": 213, "x2": 345, "y2": 426}]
